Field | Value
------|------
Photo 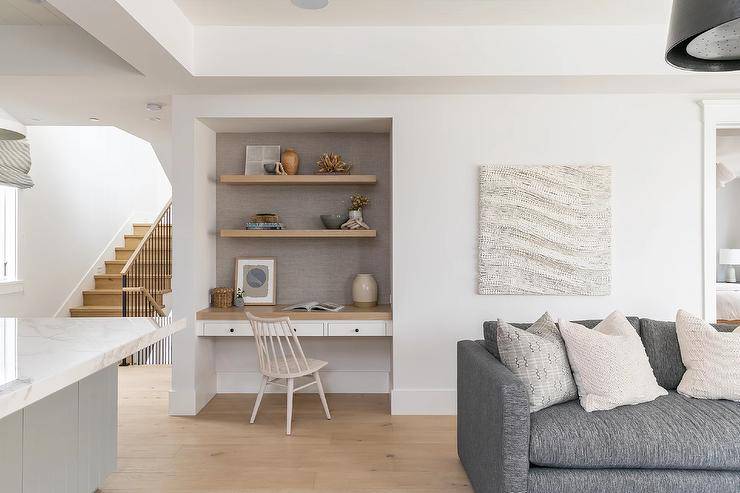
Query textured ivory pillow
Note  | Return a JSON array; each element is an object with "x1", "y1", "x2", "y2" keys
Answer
[
  {"x1": 676, "y1": 309, "x2": 740, "y2": 402},
  {"x1": 496, "y1": 313, "x2": 578, "y2": 412},
  {"x1": 559, "y1": 312, "x2": 667, "y2": 412}
]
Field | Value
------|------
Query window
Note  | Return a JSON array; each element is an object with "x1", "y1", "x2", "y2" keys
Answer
[{"x1": 0, "y1": 185, "x2": 17, "y2": 282}]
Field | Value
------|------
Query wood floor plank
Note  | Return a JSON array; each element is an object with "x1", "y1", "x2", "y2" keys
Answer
[{"x1": 100, "y1": 366, "x2": 471, "y2": 492}]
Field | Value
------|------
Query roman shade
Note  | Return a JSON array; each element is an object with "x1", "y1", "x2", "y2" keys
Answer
[{"x1": 0, "y1": 139, "x2": 33, "y2": 189}]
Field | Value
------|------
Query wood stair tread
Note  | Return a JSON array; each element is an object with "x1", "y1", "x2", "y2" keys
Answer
[
  {"x1": 106, "y1": 259, "x2": 170, "y2": 264},
  {"x1": 83, "y1": 288, "x2": 172, "y2": 294},
  {"x1": 72, "y1": 211, "x2": 172, "y2": 317},
  {"x1": 95, "y1": 273, "x2": 172, "y2": 278}
]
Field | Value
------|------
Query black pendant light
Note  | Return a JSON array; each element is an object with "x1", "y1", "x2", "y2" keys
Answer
[{"x1": 666, "y1": 0, "x2": 740, "y2": 71}]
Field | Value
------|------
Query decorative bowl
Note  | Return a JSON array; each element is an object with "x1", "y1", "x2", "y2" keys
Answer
[
  {"x1": 320, "y1": 213, "x2": 349, "y2": 229},
  {"x1": 263, "y1": 162, "x2": 277, "y2": 174}
]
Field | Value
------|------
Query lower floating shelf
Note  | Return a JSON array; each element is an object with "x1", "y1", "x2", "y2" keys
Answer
[{"x1": 220, "y1": 229, "x2": 377, "y2": 238}]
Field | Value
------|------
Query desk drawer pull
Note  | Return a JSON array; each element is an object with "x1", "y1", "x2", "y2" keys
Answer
[
  {"x1": 326, "y1": 322, "x2": 386, "y2": 336},
  {"x1": 229, "y1": 328, "x2": 235, "y2": 333}
]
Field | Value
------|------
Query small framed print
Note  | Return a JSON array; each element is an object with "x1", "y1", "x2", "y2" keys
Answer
[
  {"x1": 234, "y1": 257, "x2": 276, "y2": 305},
  {"x1": 245, "y1": 145, "x2": 280, "y2": 175}
]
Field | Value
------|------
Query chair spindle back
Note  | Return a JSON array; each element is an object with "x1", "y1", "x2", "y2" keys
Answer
[{"x1": 246, "y1": 313, "x2": 310, "y2": 375}]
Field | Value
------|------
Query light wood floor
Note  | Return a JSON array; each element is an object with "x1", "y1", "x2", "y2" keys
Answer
[{"x1": 101, "y1": 366, "x2": 472, "y2": 493}]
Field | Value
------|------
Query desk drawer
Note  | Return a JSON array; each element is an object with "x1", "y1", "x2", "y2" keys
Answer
[
  {"x1": 290, "y1": 322, "x2": 324, "y2": 337},
  {"x1": 202, "y1": 323, "x2": 253, "y2": 337},
  {"x1": 326, "y1": 322, "x2": 386, "y2": 336}
]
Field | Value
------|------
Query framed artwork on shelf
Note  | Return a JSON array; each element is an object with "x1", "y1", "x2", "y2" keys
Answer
[
  {"x1": 234, "y1": 257, "x2": 277, "y2": 305},
  {"x1": 245, "y1": 145, "x2": 280, "y2": 175}
]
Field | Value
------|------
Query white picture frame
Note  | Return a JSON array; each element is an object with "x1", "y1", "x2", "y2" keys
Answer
[
  {"x1": 234, "y1": 257, "x2": 277, "y2": 305},
  {"x1": 245, "y1": 145, "x2": 280, "y2": 175}
]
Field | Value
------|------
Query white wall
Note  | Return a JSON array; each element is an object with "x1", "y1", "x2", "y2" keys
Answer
[
  {"x1": 0, "y1": 126, "x2": 171, "y2": 317},
  {"x1": 716, "y1": 134, "x2": 740, "y2": 281},
  {"x1": 170, "y1": 94, "x2": 703, "y2": 415},
  {"x1": 169, "y1": 118, "x2": 216, "y2": 415}
]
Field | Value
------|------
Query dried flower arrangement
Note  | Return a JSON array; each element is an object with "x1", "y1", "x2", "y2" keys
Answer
[
  {"x1": 350, "y1": 194, "x2": 369, "y2": 211},
  {"x1": 316, "y1": 153, "x2": 353, "y2": 174}
]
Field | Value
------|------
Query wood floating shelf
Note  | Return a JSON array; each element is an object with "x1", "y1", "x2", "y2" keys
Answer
[
  {"x1": 220, "y1": 229, "x2": 377, "y2": 238},
  {"x1": 219, "y1": 174, "x2": 377, "y2": 185}
]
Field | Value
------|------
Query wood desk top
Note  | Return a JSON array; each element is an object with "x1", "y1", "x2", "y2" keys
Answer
[{"x1": 196, "y1": 304, "x2": 392, "y2": 321}]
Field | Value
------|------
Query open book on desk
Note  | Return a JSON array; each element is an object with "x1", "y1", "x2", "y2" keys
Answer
[{"x1": 282, "y1": 302, "x2": 344, "y2": 312}]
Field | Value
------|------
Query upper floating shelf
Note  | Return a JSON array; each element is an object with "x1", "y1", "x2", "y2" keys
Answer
[
  {"x1": 219, "y1": 175, "x2": 377, "y2": 185},
  {"x1": 220, "y1": 229, "x2": 376, "y2": 238}
]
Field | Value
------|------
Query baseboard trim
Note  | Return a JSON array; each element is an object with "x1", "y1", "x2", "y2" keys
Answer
[
  {"x1": 168, "y1": 388, "x2": 216, "y2": 416},
  {"x1": 390, "y1": 388, "x2": 456, "y2": 415},
  {"x1": 216, "y1": 370, "x2": 390, "y2": 394}
]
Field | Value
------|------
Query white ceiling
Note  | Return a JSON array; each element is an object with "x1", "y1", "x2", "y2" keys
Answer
[
  {"x1": 0, "y1": 0, "x2": 70, "y2": 25},
  {"x1": 173, "y1": 0, "x2": 672, "y2": 26}
]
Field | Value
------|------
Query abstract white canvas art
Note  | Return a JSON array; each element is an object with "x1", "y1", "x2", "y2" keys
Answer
[{"x1": 479, "y1": 165, "x2": 611, "y2": 295}]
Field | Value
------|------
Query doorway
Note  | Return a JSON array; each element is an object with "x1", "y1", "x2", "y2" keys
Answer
[{"x1": 702, "y1": 101, "x2": 740, "y2": 323}]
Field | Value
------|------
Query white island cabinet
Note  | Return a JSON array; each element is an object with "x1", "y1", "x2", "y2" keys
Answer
[{"x1": 0, "y1": 317, "x2": 184, "y2": 493}]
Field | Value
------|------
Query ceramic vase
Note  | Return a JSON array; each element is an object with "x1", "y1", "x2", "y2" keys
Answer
[
  {"x1": 234, "y1": 297, "x2": 244, "y2": 307},
  {"x1": 281, "y1": 148, "x2": 300, "y2": 175},
  {"x1": 352, "y1": 274, "x2": 378, "y2": 307},
  {"x1": 349, "y1": 209, "x2": 363, "y2": 221}
]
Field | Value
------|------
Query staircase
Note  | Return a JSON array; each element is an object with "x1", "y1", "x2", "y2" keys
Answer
[{"x1": 70, "y1": 203, "x2": 172, "y2": 318}]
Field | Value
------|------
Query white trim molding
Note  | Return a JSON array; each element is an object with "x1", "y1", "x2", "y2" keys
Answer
[
  {"x1": 0, "y1": 280, "x2": 23, "y2": 295},
  {"x1": 701, "y1": 100, "x2": 740, "y2": 321},
  {"x1": 390, "y1": 388, "x2": 456, "y2": 415}
]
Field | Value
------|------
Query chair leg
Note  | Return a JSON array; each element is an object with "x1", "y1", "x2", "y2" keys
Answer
[
  {"x1": 314, "y1": 371, "x2": 331, "y2": 420},
  {"x1": 250, "y1": 375, "x2": 268, "y2": 424},
  {"x1": 286, "y1": 377, "x2": 294, "y2": 435}
]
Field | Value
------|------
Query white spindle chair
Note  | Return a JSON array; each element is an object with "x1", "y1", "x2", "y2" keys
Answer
[{"x1": 246, "y1": 313, "x2": 331, "y2": 435}]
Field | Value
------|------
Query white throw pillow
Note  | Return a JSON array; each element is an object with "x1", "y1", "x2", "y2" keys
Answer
[
  {"x1": 496, "y1": 313, "x2": 578, "y2": 412},
  {"x1": 559, "y1": 312, "x2": 667, "y2": 412},
  {"x1": 676, "y1": 309, "x2": 740, "y2": 402}
]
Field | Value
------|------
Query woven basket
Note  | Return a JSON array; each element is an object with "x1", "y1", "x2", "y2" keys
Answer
[{"x1": 211, "y1": 287, "x2": 234, "y2": 308}]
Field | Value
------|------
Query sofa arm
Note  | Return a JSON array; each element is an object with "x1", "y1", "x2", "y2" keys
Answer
[{"x1": 457, "y1": 340, "x2": 530, "y2": 493}]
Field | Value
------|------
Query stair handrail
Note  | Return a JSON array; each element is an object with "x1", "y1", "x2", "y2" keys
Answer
[
  {"x1": 122, "y1": 287, "x2": 167, "y2": 316},
  {"x1": 120, "y1": 198, "x2": 172, "y2": 276}
]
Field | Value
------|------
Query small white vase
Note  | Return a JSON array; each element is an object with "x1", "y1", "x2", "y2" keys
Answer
[
  {"x1": 352, "y1": 274, "x2": 378, "y2": 307},
  {"x1": 349, "y1": 209, "x2": 363, "y2": 221}
]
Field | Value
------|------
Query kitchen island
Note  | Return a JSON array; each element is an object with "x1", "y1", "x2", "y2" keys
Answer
[{"x1": 0, "y1": 316, "x2": 184, "y2": 493}]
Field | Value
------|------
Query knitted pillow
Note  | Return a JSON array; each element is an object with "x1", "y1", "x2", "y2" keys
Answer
[
  {"x1": 559, "y1": 311, "x2": 667, "y2": 412},
  {"x1": 676, "y1": 309, "x2": 740, "y2": 402},
  {"x1": 496, "y1": 313, "x2": 578, "y2": 412}
]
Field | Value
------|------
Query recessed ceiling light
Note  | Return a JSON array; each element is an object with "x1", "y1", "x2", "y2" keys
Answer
[
  {"x1": 146, "y1": 102, "x2": 163, "y2": 112},
  {"x1": 149, "y1": 116, "x2": 161, "y2": 122},
  {"x1": 89, "y1": 117, "x2": 100, "y2": 122},
  {"x1": 31, "y1": 118, "x2": 41, "y2": 122},
  {"x1": 291, "y1": 0, "x2": 328, "y2": 10}
]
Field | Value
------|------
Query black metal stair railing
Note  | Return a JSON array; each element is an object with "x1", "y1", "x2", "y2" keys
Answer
[{"x1": 120, "y1": 200, "x2": 172, "y2": 365}]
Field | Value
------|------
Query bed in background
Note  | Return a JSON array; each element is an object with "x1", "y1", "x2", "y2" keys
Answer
[{"x1": 716, "y1": 289, "x2": 740, "y2": 324}]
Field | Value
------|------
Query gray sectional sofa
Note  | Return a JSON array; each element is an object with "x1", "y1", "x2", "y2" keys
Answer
[{"x1": 457, "y1": 317, "x2": 740, "y2": 493}]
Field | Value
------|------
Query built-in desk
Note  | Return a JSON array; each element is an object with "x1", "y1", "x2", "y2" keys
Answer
[{"x1": 196, "y1": 304, "x2": 392, "y2": 337}]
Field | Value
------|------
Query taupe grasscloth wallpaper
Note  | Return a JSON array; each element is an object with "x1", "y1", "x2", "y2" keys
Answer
[{"x1": 216, "y1": 132, "x2": 391, "y2": 304}]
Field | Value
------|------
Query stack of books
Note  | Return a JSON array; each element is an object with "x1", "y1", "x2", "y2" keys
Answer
[
  {"x1": 246, "y1": 222, "x2": 284, "y2": 230},
  {"x1": 246, "y1": 213, "x2": 284, "y2": 230}
]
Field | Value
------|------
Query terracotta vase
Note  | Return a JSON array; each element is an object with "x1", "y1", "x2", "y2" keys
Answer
[
  {"x1": 352, "y1": 274, "x2": 378, "y2": 307},
  {"x1": 281, "y1": 148, "x2": 300, "y2": 175}
]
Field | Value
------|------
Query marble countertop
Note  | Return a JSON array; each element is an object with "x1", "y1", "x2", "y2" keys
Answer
[{"x1": 0, "y1": 317, "x2": 185, "y2": 420}]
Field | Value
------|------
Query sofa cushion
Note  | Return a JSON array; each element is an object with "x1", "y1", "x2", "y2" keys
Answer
[
  {"x1": 640, "y1": 319, "x2": 737, "y2": 390},
  {"x1": 559, "y1": 312, "x2": 667, "y2": 412},
  {"x1": 483, "y1": 317, "x2": 641, "y2": 360},
  {"x1": 529, "y1": 391, "x2": 740, "y2": 470},
  {"x1": 496, "y1": 314, "x2": 578, "y2": 412},
  {"x1": 676, "y1": 310, "x2": 740, "y2": 401}
]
